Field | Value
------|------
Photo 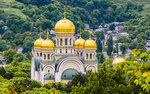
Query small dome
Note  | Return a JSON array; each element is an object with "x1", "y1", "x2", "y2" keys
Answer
[
  {"x1": 41, "y1": 39, "x2": 54, "y2": 50},
  {"x1": 112, "y1": 58, "x2": 126, "y2": 65},
  {"x1": 34, "y1": 38, "x2": 44, "y2": 48},
  {"x1": 75, "y1": 38, "x2": 85, "y2": 48},
  {"x1": 55, "y1": 18, "x2": 75, "y2": 34},
  {"x1": 84, "y1": 39, "x2": 97, "y2": 50}
]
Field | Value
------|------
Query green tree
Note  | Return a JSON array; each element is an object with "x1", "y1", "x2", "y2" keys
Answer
[
  {"x1": 129, "y1": 41, "x2": 137, "y2": 50},
  {"x1": 97, "y1": 52, "x2": 105, "y2": 64},
  {"x1": 96, "y1": 38, "x2": 102, "y2": 52},
  {"x1": 2, "y1": 30, "x2": 15, "y2": 41},
  {"x1": 3, "y1": 49, "x2": 17, "y2": 64},
  {"x1": 120, "y1": 44, "x2": 127, "y2": 54},
  {"x1": 107, "y1": 34, "x2": 113, "y2": 56},
  {"x1": 109, "y1": 24, "x2": 115, "y2": 31}
]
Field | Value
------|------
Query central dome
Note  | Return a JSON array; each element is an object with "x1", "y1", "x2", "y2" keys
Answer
[{"x1": 55, "y1": 18, "x2": 75, "y2": 34}]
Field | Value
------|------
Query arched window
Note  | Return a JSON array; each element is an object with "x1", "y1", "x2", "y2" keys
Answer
[
  {"x1": 44, "y1": 54, "x2": 46, "y2": 59},
  {"x1": 60, "y1": 49, "x2": 62, "y2": 53},
  {"x1": 37, "y1": 53, "x2": 39, "y2": 56},
  {"x1": 40, "y1": 53, "x2": 42, "y2": 57},
  {"x1": 77, "y1": 52, "x2": 79, "y2": 56},
  {"x1": 51, "y1": 55, "x2": 53, "y2": 60},
  {"x1": 70, "y1": 38, "x2": 72, "y2": 45},
  {"x1": 90, "y1": 54, "x2": 92, "y2": 59},
  {"x1": 71, "y1": 49, "x2": 72, "y2": 53},
  {"x1": 48, "y1": 70, "x2": 50, "y2": 72},
  {"x1": 66, "y1": 49, "x2": 68, "y2": 53},
  {"x1": 81, "y1": 52, "x2": 83, "y2": 56},
  {"x1": 60, "y1": 38, "x2": 62, "y2": 46},
  {"x1": 86, "y1": 54, "x2": 88, "y2": 59},
  {"x1": 65, "y1": 38, "x2": 67, "y2": 45},
  {"x1": 48, "y1": 54, "x2": 50, "y2": 60},
  {"x1": 57, "y1": 39, "x2": 59, "y2": 46}
]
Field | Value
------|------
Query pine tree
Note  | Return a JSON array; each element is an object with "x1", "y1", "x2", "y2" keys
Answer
[{"x1": 107, "y1": 34, "x2": 113, "y2": 56}]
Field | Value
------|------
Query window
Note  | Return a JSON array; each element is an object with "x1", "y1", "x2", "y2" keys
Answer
[
  {"x1": 48, "y1": 54, "x2": 50, "y2": 60},
  {"x1": 37, "y1": 53, "x2": 39, "y2": 56},
  {"x1": 49, "y1": 76, "x2": 51, "y2": 78},
  {"x1": 70, "y1": 38, "x2": 72, "y2": 45},
  {"x1": 44, "y1": 54, "x2": 46, "y2": 59},
  {"x1": 57, "y1": 39, "x2": 59, "y2": 46},
  {"x1": 40, "y1": 53, "x2": 42, "y2": 57},
  {"x1": 81, "y1": 52, "x2": 83, "y2": 56},
  {"x1": 77, "y1": 52, "x2": 79, "y2": 55},
  {"x1": 71, "y1": 49, "x2": 72, "y2": 53},
  {"x1": 64, "y1": 75, "x2": 66, "y2": 77},
  {"x1": 72, "y1": 75, "x2": 74, "y2": 78},
  {"x1": 65, "y1": 38, "x2": 67, "y2": 45},
  {"x1": 60, "y1": 38, "x2": 62, "y2": 46},
  {"x1": 86, "y1": 54, "x2": 88, "y2": 59},
  {"x1": 66, "y1": 49, "x2": 68, "y2": 53},
  {"x1": 48, "y1": 70, "x2": 50, "y2": 72},
  {"x1": 90, "y1": 54, "x2": 92, "y2": 59},
  {"x1": 60, "y1": 49, "x2": 62, "y2": 53}
]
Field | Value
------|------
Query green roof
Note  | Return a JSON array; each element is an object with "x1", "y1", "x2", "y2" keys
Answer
[
  {"x1": 44, "y1": 73, "x2": 54, "y2": 80},
  {"x1": 61, "y1": 68, "x2": 78, "y2": 80},
  {"x1": 34, "y1": 57, "x2": 42, "y2": 71}
]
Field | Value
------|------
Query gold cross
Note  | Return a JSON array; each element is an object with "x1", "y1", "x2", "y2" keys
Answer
[
  {"x1": 47, "y1": 28, "x2": 49, "y2": 39},
  {"x1": 79, "y1": 28, "x2": 82, "y2": 38},
  {"x1": 39, "y1": 27, "x2": 42, "y2": 38},
  {"x1": 89, "y1": 28, "x2": 92, "y2": 39},
  {"x1": 64, "y1": 5, "x2": 66, "y2": 18}
]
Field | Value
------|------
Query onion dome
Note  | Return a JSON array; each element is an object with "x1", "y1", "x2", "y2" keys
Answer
[
  {"x1": 84, "y1": 30, "x2": 97, "y2": 50},
  {"x1": 34, "y1": 28, "x2": 44, "y2": 48},
  {"x1": 54, "y1": 6, "x2": 75, "y2": 34},
  {"x1": 41, "y1": 29, "x2": 54, "y2": 50},
  {"x1": 55, "y1": 18, "x2": 75, "y2": 34},
  {"x1": 112, "y1": 58, "x2": 126, "y2": 65},
  {"x1": 75, "y1": 30, "x2": 85, "y2": 48}
]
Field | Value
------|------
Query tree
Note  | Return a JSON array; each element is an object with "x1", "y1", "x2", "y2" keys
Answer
[
  {"x1": 107, "y1": 34, "x2": 113, "y2": 56},
  {"x1": 13, "y1": 53, "x2": 24, "y2": 62},
  {"x1": 67, "y1": 72, "x2": 87, "y2": 92},
  {"x1": 2, "y1": 30, "x2": 15, "y2": 41},
  {"x1": 0, "y1": 67, "x2": 6, "y2": 77},
  {"x1": 96, "y1": 38, "x2": 102, "y2": 52},
  {"x1": 3, "y1": 49, "x2": 17, "y2": 64},
  {"x1": 117, "y1": 35, "x2": 132, "y2": 43},
  {"x1": 109, "y1": 24, "x2": 115, "y2": 31},
  {"x1": 81, "y1": 31, "x2": 89, "y2": 40},
  {"x1": 97, "y1": 52, "x2": 105, "y2": 64},
  {"x1": 120, "y1": 44, "x2": 127, "y2": 54},
  {"x1": 129, "y1": 41, "x2": 137, "y2": 50}
]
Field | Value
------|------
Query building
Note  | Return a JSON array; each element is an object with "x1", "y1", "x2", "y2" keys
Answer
[
  {"x1": 31, "y1": 14, "x2": 98, "y2": 84},
  {"x1": 146, "y1": 40, "x2": 150, "y2": 51}
]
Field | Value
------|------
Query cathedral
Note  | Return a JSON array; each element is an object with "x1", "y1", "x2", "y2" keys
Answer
[{"x1": 31, "y1": 9, "x2": 98, "y2": 84}]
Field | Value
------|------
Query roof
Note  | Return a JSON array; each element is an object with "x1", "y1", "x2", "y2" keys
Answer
[
  {"x1": 61, "y1": 68, "x2": 78, "y2": 80},
  {"x1": 34, "y1": 57, "x2": 42, "y2": 71},
  {"x1": 44, "y1": 73, "x2": 54, "y2": 79}
]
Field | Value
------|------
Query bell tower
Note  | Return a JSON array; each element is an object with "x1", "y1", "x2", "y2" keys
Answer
[{"x1": 54, "y1": 6, "x2": 75, "y2": 60}]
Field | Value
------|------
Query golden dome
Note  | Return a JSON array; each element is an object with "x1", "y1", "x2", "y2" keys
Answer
[
  {"x1": 54, "y1": 18, "x2": 75, "y2": 34},
  {"x1": 84, "y1": 39, "x2": 97, "y2": 50},
  {"x1": 75, "y1": 37, "x2": 85, "y2": 48},
  {"x1": 34, "y1": 38, "x2": 44, "y2": 48},
  {"x1": 112, "y1": 58, "x2": 126, "y2": 65},
  {"x1": 41, "y1": 39, "x2": 54, "y2": 50}
]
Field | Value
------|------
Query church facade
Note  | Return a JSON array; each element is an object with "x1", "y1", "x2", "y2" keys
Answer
[{"x1": 31, "y1": 15, "x2": 98, "y2": 84}]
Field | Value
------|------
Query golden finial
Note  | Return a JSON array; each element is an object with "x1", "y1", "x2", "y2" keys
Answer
[
  {"x1": 79, "y1": 28, "x2": 82, "y2": 38},
  {"x1": 63, "y1": 5, "x2": 66, "y2": 18},
  {"x1": 89, "y1": 28, "x2": 92, "y2": 39},
  {"x1": 47, "y1": 28, "x2": 49, "y2": 39},
  {"x1": 39, "y1": 27, "x2": 42, "y2": 39}
]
